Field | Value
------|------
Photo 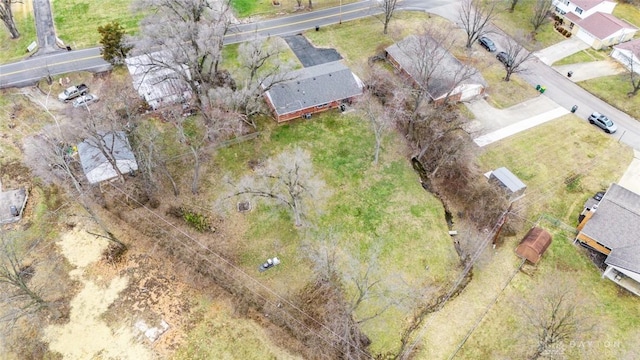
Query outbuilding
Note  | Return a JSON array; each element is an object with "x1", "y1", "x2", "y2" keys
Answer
[
  {"x1": 488, "y1": 167, "x2": 527, "y2": 201},
  {"x1": 515, "y1": 227, "x2": 552, "y2": 264}
]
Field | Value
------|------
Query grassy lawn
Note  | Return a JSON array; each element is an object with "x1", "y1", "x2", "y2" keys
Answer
[
  {"x1": 493, "y1": 0, "x2": 566, "y2": 49},
  {"x1": 454, "y1": 116, "x2": 638, "y2": 359},
  {"x1": 613, "y1": 3, "x2": 640, "y2": 29},
  {"x1": 0, "y1": 7, "x2": 37, "y2": 63},
  {"x1": 553, "y1": 48, "x2": 609, "y2": 66},
  {"x1": 304, "y1": 11, "x2": 436, "y2": 72},
  {"x1": 173, "y1": 296, "x2": 303, "y2": 359},
  {"x1": 580, "y1": 74, "x2": 640, "y2": 119},
  {"x1": 231, "y1": 0, "x2": 358, "y2": 18},
  {"x1": 51, "y1": 0, "x2": 143, "y2": 48},
  {"x1": 212, "y1": 112, "x2": 461, "y2": 354}
]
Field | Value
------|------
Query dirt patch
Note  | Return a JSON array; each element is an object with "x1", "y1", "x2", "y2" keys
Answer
[{"x1": 43, "y1": 223, "x2": 153, "y2": 359}]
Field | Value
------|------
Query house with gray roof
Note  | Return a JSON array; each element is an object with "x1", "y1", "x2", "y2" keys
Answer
[
  {"x1": 77, "y1": 131, "x2": 138, "y2": 185},
  {"x1": 576, "y1": 183, "x2": 640, "y2": 295},
  {"x1": 385, "y1": 35, "x2": 486, "y2": 104},
  {"x1": 263, "y1": 61, "x2": 364, "y2": 122}
]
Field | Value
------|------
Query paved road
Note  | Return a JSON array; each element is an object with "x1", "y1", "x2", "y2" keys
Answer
[
  {"x1": 0, "y1": 0, "x2": 438, "y2": 88},
  {"x1": 32, "y1": 0, "x2": 60, "y2": 54}
]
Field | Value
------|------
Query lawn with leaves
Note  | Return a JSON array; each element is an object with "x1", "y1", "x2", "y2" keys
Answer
[
  {"x1": 579, "y1": 74, "x2": 640, "y2": 119},
  {"x1": 493, "y1": 1, "x2": 566, "y2": 49},
  {"x1": 231, "y1": 0, "x2": 359, "y2": 18},
  {"x1": 0, "y1": 8, "x2": 37, "y2": 63},
  {"x1": 553, "y1": 48, "x2": 609, "y2": 66},
  {"x1": 452, "y1": 116, "x2": 638, "y2": 359},
  {"x1": 52, "y1": 0, "x2": 143, "y2": 48},
  {"x1": 212, "y1": 112, "x2": 461, "y2": 354}
]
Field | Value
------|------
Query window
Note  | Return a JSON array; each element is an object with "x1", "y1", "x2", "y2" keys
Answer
[
  {"x1": 575, "y1": 7, "x2": 583, "y2": 14},
  {"x1": 316, "y1": 103, "x2": 328, "y2": 108}
]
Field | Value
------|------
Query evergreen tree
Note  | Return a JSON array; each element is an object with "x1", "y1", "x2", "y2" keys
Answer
[{"x1": 98, "y1": 21, "x2": 132, "y2": 65}]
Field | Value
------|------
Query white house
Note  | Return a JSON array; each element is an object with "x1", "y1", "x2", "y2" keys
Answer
[
  {"x1": 77, "y1": 131, "x2": 138, "y2": 185},
  {"x1": 552, "y1": 0, "x2": 616, "y2": 19},
  {"x1": 574, "y1": 12, "x2": 638, "y2": 50},
  {"x1": 611, "y1": 39, "x2": 640, "y2": 74}
]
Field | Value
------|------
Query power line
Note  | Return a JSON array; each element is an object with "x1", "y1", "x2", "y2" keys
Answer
[{"x1": 106, "y1": 183, "x2": 374, "y2": 359}]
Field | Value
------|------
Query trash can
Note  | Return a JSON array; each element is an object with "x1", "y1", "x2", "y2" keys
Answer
[
  {"x1": 315, "y1": 25, "x2": 320, "y2": 31},
  {"x1": 567, "y1": 71, "x2": 573, "y2": 78},
  {"x1": 535, "y1": 84, "x2": 541, "y2": 91},
  {"x1": 571, "y1": 105, "x2": 578, "y2": 113},
  {"x1": 540, "y1": 86, "x2": 546, "y2": 94}
]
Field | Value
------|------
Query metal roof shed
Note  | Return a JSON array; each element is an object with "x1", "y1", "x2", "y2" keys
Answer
[
  {"x1": 490, "y1": 167, "x2": 526, "y2": 200},
  {"x1": 515, "y1": 227, "x2": 552, "y2": 264}
]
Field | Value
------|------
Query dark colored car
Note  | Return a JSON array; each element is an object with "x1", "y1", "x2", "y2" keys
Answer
[
  {"x1": 479, "y1": 36, "x2": 497, "y2": 52},
  {"x1": 496, "y1": 51, "x2": 512, "y2": 67},
  {"x1": 588, "y1": 112, "x2": 617, "y2": 134}
]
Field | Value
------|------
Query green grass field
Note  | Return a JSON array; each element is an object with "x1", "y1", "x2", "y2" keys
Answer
[
  {"x1": 493, "y1": 0, "x2": 566, "y2": 49},
  {"x1": 210, "y1": 112, "x2": 461, "y2": 354},
  {"x1": 452, "y1": 116, "x2": 638, "y2": 359},
  {"x1": 553, "y1": 48, "x2": 609, "y2": 66},
  {"x1": 0, "y1": 10, "x2": 37, "y2": 63},
  {"x1": 51, "y1": 0, "x2": 143, "y2": 48},
  {"x1": 231, "y1": 0, "x2": 358, "y2": 18},
  {"x1": 580, "y1": 74, "x2": 640, "y2": 120}
]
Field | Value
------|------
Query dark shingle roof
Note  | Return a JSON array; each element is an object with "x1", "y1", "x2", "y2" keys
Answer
[
  {"x1": 385, "y1": 35, "x2": 486, "y2": 100},
  {"x1": 606, "y1": 245, "x2": 640, "y2": 273},
  {"x1": 264, "y1": 61, "x2": 364, "y2": 116},
  {"x1": 581, "y1": 183, "x2": 640, "y2": 251}
]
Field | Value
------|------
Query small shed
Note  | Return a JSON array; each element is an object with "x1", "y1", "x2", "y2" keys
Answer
[
  {"x1": 515, "y1": 227, "x2": 552, "y2": 264},
  {"x1": 489, "y1": 167, "x2": 526, "y2": 200}
]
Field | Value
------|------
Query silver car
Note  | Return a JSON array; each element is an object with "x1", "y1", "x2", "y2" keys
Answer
[
  {"x1": 588, "y1": 112, "x2": 617, "y2": 134},
  {"x1": 72, "y1": 94, "x2": 99, "y2": 108}
]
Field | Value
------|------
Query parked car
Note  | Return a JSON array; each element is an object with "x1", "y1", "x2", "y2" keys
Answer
[
  {"x1": 496, "y1": 51, "x2": 512, "y2": 67},
  {"x1": 58, "y1": 84, "x2": 88, "y2": 102},
  {"x1": 479, "y1": 37, "x2": 497, "y2": 52},
  {"x1": 72, "y1": 94, "x2": 99, "y2": 108},
  {"x1": 588, "y1": 112, "x2": 617, "y2": 134}
]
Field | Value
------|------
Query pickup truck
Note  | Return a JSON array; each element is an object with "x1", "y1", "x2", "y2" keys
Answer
[{"x1": 58, "y1": 84, "x2": 89, "y2": 102}]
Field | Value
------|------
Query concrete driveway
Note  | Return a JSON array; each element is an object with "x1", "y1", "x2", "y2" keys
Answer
[
  {"x1": 534, "y1": 37, "x2": 589, "y2": 66},
  {"x1": 553, "y1": 60, "x2": 626, "y2": 82},
  {"x1": 465, "y1": 95, "x2": 568, "y2": 147}
]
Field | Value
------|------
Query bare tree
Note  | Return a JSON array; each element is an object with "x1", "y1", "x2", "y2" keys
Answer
[
  {"x1": 228, "y1": 147, "x2": 328, "y2": 227},
  {"x1": 133, "y1": 0, "x2": 233, "y2": 110},
  {"x1": 521, "y1": 284, "x2": 592, "y2": 360},
  {"x1": 500, "y1": 35, "x2": 536, "y2": 81},
  {"x1": 459, "y1": 0, "x2": 499, "y2": 48},
  {"x1": 0, "y1": 0, "x2": 20, "y2": 39},
  {"x1": 530, "y1": 0, "x2": 553, "y2": 34},
  {"x1": 208, "y1": 36, "x2": 294, "y2": 127},
  {"x1": 620, "y1": 46, "x2": 640, "y2": 96},
  {"x1": 172, "y1": 113, "x2": 209, "y2": 195},
  {"x1": 379, "y1": 0, "x2": 400, "y2": 35},
  {"x1": 0, "y1": 234, "x2": 46, "y2": 320},
  {"x1": 357, "y1": 93, "x2": 391, "y2": 165},
  {"x1": 392, "y1": 27, "x2": 477, "y2": 136}
]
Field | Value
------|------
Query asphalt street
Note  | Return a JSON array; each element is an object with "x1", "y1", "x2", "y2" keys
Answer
[
  {"x1": 1, "y1": 0, "x2": 640, "y2": 150},
  {"x1": 0, "y1": 0, "x2": 443, "y2": 88}
]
